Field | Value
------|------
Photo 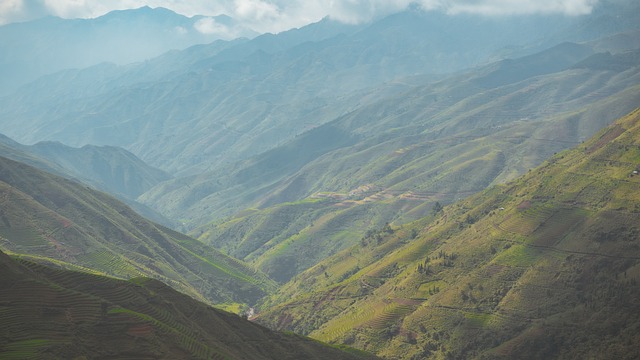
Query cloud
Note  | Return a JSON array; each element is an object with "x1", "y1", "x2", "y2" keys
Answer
[
  {"x1": 445, "y1": 0, "x2": 599, "y2": 16},
  {"x1": 0, "y1": 0, "x2": 51, "y2": 25},
  {"x1": 193, "y1": 17, "x2": 250, "y2": 39},
  {"x1": 0, "y1": 0, "x2": 603, "y2": 31},
  {"x1": 226, "y1": 0, "x2": 600, "y2": 32},
  {"x1": 220, "y1": 0, "x2": 443, "y2": 32},
  {"x1": 194, "y1": 17, "x2": 227, "y2": 34},
  {"x1": 234, "y1": 0, "x2": 279, "y2": 21},
  {"x1": 0, "y1": 0, "x2": 23, "y2": 25}
]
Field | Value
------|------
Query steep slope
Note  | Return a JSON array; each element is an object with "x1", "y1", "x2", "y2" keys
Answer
[
  {"x1": 256, "y1": 108, "x2": 640, "y2": 359},
  {"x1": 0, "y1": 134, "x2": 66, "y2": 176},
  {"x1": 0, "y1": 156, "x2": 274, "y2": 307},
  {"x1": 188, "y1": 43, "x2": 640, "y2": 282},
  {"x1": 0, "y1": 250, "x2": 376, "y2": 360},
  {"x1": 0, "y1": 134, "x2": 173, "y2": 226},
  {"x1": 0, "y1": 136, "x2": 171, "y2": 200},
  {"x1": 29, "y1": 141, "x2": 171, "y2": 200}
]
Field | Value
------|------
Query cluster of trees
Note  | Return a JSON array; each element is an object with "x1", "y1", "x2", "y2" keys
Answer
[
  {"x1": 417, "y1": 250, "x2": 459, "y2": 274},
  {"x1": 360, "y1": 222, "x2": 394, "y2": 246}
]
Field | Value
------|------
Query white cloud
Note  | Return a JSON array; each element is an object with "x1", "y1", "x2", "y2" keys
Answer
[
  {"x1": 0, "y1": 0, "x2": 23, "y2": 25},
  {"x1": 0, "y1": 0, "x2": 52, "y2": 25},
  {"x1": 234, "y1": 0, "x2": 279, "y2": 21},
  {"x1": 193, "y1": 17, "x2": 249, "y2": 39},
  {"x1": 0, "y1": 0, "x2": 603, "y2": 31},
  {"x1": 446, "y1": 0, "x2": 599, "y2": 16},
  {"x1": 220, "y1": 0, "x2": 443, "y2": 33},
  {"x1": 194, "y1": 17, "x2": 227, "y2": 34}
]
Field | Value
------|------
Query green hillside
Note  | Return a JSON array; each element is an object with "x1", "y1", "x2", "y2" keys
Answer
[
  {"x1": 0, "y1": 156, "x2": 275, "y2": 308},
  {"x1": 1, "y1": 5, "x2": 639, "y2": 359},
  {"x1": 255, "y1": 108, "x2": 640, "y2": 359},
  {"x1": 190, "y1": 42, "x2": 640, "y2": 282},
  {"x1": 0, "y1": 249, "x2": 376, "y2": 360},
  {"x1": 27, "y1": 141, "x2": 172, "y2": 200},
  {"x1": 0, "y1": 135, "x2": 174, "y2": 226},
  {"x1": 0, "y1": 136, "x2": 171, "y2": 201}
]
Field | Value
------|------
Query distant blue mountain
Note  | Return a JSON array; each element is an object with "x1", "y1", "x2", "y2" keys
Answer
[{"x1": 0, "y1": 6, "x2": 257, "y2": 94}]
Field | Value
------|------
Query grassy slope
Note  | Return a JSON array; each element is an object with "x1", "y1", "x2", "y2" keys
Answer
[
  {"x1": 0, "y1": 249, "x2": 377, "y2": 360},
  {"x1": 256, "y1": 108, "x2": 640, "y2": 359},
  {"x1": 194, "y1": 48, "x2": 640, "y2": 283},
  {"x1": 26, "y1": 141, "x2": 172, "y2": 200},
  {"x1": 0, "y1": 156, "x2": 275, "y2": 307},
  {"x1": 159, "y1": 44, "x2": 639, "y2": 230},
  {"x1": 0, "y1": 135, "x2": 175, "y2": 226}
]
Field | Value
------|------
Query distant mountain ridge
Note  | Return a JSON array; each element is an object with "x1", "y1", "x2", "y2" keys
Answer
[
  {"x1": 0, "y1": 6, "x2": 257, "y2": 94},
  {"x1": 4, "y1": 4, "x2": 640, "y2": 175},
  {"x1": 0, "y1": 134, "x2": 173, "y2": 225},
  {"x1": 27, "y1": 141, "x2": 171, "y2": 199}
]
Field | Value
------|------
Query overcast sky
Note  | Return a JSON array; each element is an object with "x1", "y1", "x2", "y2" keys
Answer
[{"x1": 0, "y1": 0, "x2": 603, "y2": 32}]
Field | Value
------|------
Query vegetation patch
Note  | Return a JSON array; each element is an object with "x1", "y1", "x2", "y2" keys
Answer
[
  {"x1": 0, "y1": 339, "x2": 56, "y2": 359},
  {"x1": 492, "y1": 244, "x2": 540, "y2": 267}
]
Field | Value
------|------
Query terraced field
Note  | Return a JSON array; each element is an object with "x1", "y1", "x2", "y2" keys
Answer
[
  {"x1": 497, "y1": 202, "x2": 555, "y2": 235},
  {"x1": 0, "y1": 250, "x2": 377, "y2": 360}
]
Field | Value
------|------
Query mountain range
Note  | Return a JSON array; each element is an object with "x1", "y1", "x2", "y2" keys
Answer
[
  {"x1": 0, "y1": 6, "x2": 257, "y2": 94},
  {"x1": 3, "y1": 3, "x2": 639, "y2": 175},
  {"x1": 181, "y1": 39, "x2": 640, "y2": 282},
  {"x1": 255, "y1": 107, "x2": 640, "y2": 359},
  {"x1": 2, "y1": 105, "x2": 638, "y2": 359},
  {"x1": 1, "y1": 2, "x2": 639, "y2": 359},
  {"x1": 1, "y1": 4, "x2": 636, "y2": 247}
]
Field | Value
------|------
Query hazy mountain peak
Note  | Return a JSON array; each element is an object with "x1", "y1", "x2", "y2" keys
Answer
[{"x1": 0, "y1": 7, "x2": 257, "y2": 94}]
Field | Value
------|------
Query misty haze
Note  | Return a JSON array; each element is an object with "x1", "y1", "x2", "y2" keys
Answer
[{"x1": 0, "y1": 0, "x2": 639, "y2": 359}]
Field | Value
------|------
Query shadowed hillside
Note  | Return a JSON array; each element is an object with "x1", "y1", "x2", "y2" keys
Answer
[
  {"x1": 0, "y1": 250, "x2": 376, "y2": 360},
  {"x1": 0, "y1": 156, "x2": 274, "y2": 307},
  {"x1": 256, "y1": 108, "x2": 640, "y2": 359}
]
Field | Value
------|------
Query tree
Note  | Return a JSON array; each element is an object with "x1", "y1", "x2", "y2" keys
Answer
[{"x1": 432, "y1": 201, "x2": 443, "y2": 215}]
